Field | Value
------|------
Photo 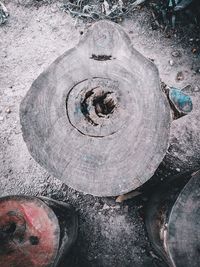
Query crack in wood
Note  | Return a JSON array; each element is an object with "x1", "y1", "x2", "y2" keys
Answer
[{"x1": 90, "y1": 54, "x2": 112, "y2": 61}]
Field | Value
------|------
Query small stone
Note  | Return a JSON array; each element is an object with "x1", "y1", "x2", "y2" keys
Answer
[
  {"x1": 36, "y1": 59, "x2": 44, "y2": 66},
  {"x1": 51, "y1": 6, "x2": 58, "y2": 13},
  {"x1": 165, "y1": 33, "x2": 171, "y2": 38},
  {"x1": 192, "y1": 48, "x2": 197, "y2": 54},
  {"x1": 176, "y1": 168, "x2": 180, "y2": 172},
  {"x1": 102, "y1": 203, "x2": 110, "y2": 210},
  {"x1": 148, "y1": 58, "x2": 155, "y2": 62},
  {"x1": 124, "y1": 205, "x2": 129, "y2": 212},
  {"x1": 194, "y1": 86, "x2": 200, "y2": 92},
  {"x1": 172, "y1": 50, "x2": 181, "y2": 57},
  {"x1": 176, "y1": 71, "x2": 184, "y2": 81},
  {"x1": 169, "y1": 59, "x2": 174, "y2": 66},
  {"x1": 5, "y1": 108, "x2": 11, "y2": 114},
  {"x1": 149, "y1": 250, "x2": 159, "y2": 259},
  {"x1": 0, "y1": 116, "x2": 3, "y2": 121},
  {"x1": 195, "y1": 68, "x2": 200, "y2": 74}
]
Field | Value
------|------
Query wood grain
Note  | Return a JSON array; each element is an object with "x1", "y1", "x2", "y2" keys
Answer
[
  {"x1": 167, "y1": 171, "x2": 200, "y2": 267},
  {"x1": 20, "y1": 21, "x2": 171, "y2": 196}
]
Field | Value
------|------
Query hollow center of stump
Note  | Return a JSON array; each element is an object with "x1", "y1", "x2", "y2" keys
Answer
[
  {"x1": 2, "y1": 222, "x2": 17, "y2": 234},
  {"x1": 67, "y1": 78, "x2": 123, "y2": 137},
  {"x1": 81, "y1": 88, "x2": 117, "y2": 124},
  {"x1": 93, "y1": 91, "x2": 115, "y2": 116}
]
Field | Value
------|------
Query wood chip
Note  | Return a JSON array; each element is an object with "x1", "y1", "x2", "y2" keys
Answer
[{"x1": 116, "y1": 191, "x2": 142, "y2": 203}]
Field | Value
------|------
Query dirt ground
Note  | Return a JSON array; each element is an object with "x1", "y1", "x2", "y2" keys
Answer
[{"x1": 0, "y1": 1, "x2": 200, "y2": 267}]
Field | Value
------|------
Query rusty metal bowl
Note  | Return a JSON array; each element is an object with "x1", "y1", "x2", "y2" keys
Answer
[{"x1": 0, "y1": 195, "x2": 78, "y2": 267}]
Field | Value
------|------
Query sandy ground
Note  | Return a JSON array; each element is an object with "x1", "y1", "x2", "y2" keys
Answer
[{"x1": 0, "y1": 1, "x2": 200, "y2": 266}]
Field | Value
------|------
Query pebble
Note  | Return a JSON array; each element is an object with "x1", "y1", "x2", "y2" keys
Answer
[
  {"x1": 172, "y1": 50, "x2": 181, "y2": 57},
  {"x1": 176, "y1": 168, "x2": 181, "y2": 172},
  {"x1": 102, "y1": 203, "x2": 110, "y2": 210},
  {"x1": 194, "y1": 86, "x2": 200, "y2": 92},
  {"x1": 192, "y1": 48, "x2": 197, "y2": 54},
  {"x1": 149, "y1": 250, "x2": 159, "y2": 259},
  {"x1": 176, "y1": 71, "x2": 184, "y2": 81},
  {"x1": 169, "y1": 59, "x2": 174, "y2": 66},
  {"x1": 5, "y1": 108, "x2": 11, "y2": 114},
  {"x1": 165, "y1": 33, "x2": 171, "y2": 38},
  {"x1": 51, "y1": 6, "x2": 58, "y2": 13},
  {"x1": 36, "y1": 59, "x2": 44, "y2": 66},
  {"x1": 0, "y1": 116, "x2": 3, "y2": 121}
]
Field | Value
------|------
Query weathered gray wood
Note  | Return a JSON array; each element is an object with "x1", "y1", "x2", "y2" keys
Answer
[
  {"x1": 20, "y1": 20, "x2": 171, "y2": 196},
  {"x1": 167, "y1": 171, "x2": 200, "y2": 267},
  {"x1": 145, "y1": 171, "x2": 200, "y2": 267}
]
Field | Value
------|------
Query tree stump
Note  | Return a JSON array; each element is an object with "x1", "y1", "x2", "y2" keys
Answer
[
  {"x1": 0, "y1": 195, "x2": 78, "y2": 267},
  {"x1": 145, "y1": 171, "x2": 200, "y2": 267},
  {"x1": 20, "y1": 20, "x2": 171, "y2": 196},
  {"x1": 167, "y1": 172, "x2": 200, "y2": 267}
]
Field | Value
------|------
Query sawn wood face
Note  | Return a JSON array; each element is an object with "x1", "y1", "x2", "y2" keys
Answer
[{"x1": 20, "y1": 21, "x2": 171, "y2": 196}]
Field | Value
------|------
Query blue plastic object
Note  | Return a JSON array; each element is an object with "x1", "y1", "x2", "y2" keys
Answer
[{"x1": 169, "y1": 87, "x2": 193, "y2": 114}]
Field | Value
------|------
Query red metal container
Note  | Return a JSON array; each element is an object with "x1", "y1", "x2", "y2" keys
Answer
[{"x1": 0, "y1": 195, "x2": 78, "y2": 267}]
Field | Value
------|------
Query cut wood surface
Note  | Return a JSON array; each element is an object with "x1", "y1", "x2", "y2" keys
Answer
[
  {"x1": 145, "y1": 171, "x2": 200, "y2": 267},
  {"x1": 167, "y1": 171, "x2": 200, "y2": 267},
  {"x1": 20, "y1": 20, "x2": 171, "y2": 196}
]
